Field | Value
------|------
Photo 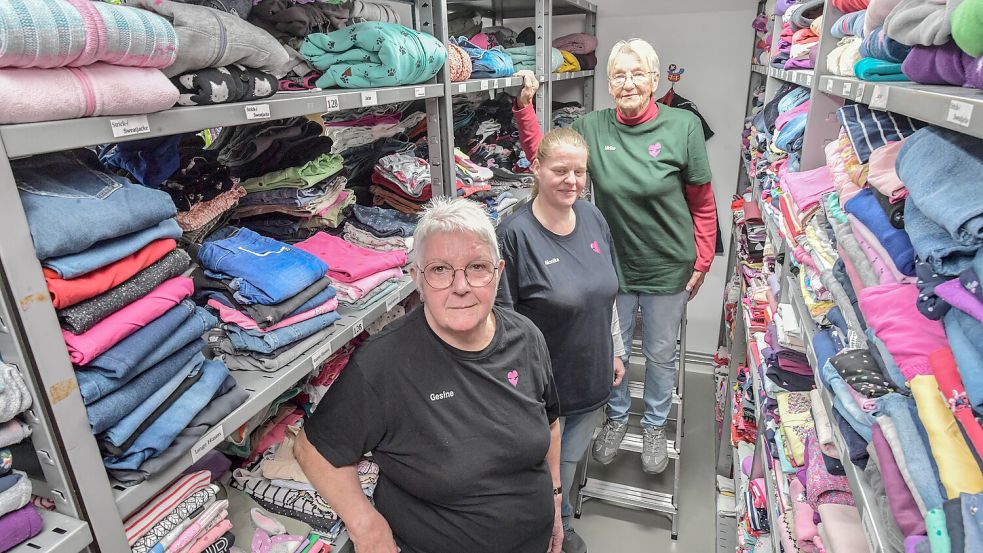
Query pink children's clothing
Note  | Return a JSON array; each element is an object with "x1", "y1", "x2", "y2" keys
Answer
[
  {"x1": 849, "y1": 215, "x2": 915, "y2": 286},
  {"x1": 333, "y1": 267, "x2": 404, "y2": 303},
  {"x1": 867, "y1": 140, "x2": 907, "y2": 202},
  {"x1": 63, "y1": 276, "x2": 194, "y2": 366},
  {"x1": 781, "y1": 165, "x2": 835, "y2": 218},
  {"x1": 295, "y1": 232, "x2": 406, "y2": 283},
  {"x1": 858, "y1": 283, "x2": 949, "y2": 381},
  {"x1": 210, "y1": 297, "x2": 339, "y2": 332}
]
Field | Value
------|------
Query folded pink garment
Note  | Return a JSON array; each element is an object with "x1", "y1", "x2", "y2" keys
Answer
[
  {"x1": 790, "y1": 479, "x2": 819, "y2": 553},
  {"x1": 867, "y1": 140, "x2": 907, "y2": 201},
  {"x1": 209, "y1": 297, "x2": 338, "y2": 332},
  {"x1": 63, "y1": 276, "x2": 193, "y2": 366},
  {"x1": 858, "y1": 283, "x2": 949, "y2": 381},
  {"x1": 775, "y1": 101, "x2": 811, "y2": 132},
  {"x1": 815, "y1": 504, "x2": 868, "y2": 552},
  {"x1": 186, "y1": 519, "x2": 233, "y2": 553},
  {"x1": 333, "y1": 267, "x2": 404, "y2": 303},
  {"x1": 781, "y1": 165, "x2": 835, "y2": 217},
  {"x1": 0, "y1": 63, "x2": 178, "y2": 124},
  {"x1": 295, "y1": 232, "x2": 406, "y2": 283},
  {"x1": 551, "y1": 32, "x2": 598, "y2": 54},
  {"x1": 849, "y1": 215, "x2": 915, "y2": 286},
  {"x1": 844, "y1": 379, "x2": 879, "y2": 412}
]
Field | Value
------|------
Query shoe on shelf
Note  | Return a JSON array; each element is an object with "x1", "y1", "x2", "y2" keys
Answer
[
  {"x1": 562, "y1": 527, "x2": 588, "y2": 553},
  {"x1": 591, "y1": 418, "x2": 627, "y2": 465},
  {"x1": 641, "y1": 425, "x2": 669, "y2": 474}
]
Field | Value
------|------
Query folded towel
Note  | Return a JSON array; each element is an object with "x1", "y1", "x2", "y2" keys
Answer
[
  {"x1": 827, "y1": 37, "x2": 864, "y2": 76},
  {"x1": 854, "y1": 57, "x2": 908, "y2": 80},
  {"x1": 0, "y1": 63, "x2": 178, "y2": 124},
  {"x1": 173, "y1": 65, "x2": 277, "y2": 106},
  {"x1": 551, "y1": 32, "x2": 598, "y2": 54},
  {"x1": 860, "y1": 26, "x2": 913, "y2": 63},
  {"x1": 832, "y1": 10, "x2": 868, "y2": 38},
  {"x1": 865, "y1": 0, "x2": 902, "y2": 36},
  {"x1": 901, "y1": 42, "x2": 981, "y2": 87},
  {"x1": 883, "y1": 0, "x2": 961, "y2": 47},
  {"x1": 832, "y1": 0, "x2": 870, "y2": 12},
  {"x1": 0, "y1": 0, "x2": 178, "y2": 69}
]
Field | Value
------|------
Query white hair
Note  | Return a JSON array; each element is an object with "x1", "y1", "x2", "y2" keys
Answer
[
  {"x1": 606, "y1": 38, "x2": 661, "y2": 78},
  {"x1": 411, "y1": 197, "x2": 500, "y2": 266}
]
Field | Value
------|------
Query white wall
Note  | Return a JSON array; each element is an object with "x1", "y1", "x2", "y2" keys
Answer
[{"x1": 591, "y1": 5, "x2": 757, "y2": 354}]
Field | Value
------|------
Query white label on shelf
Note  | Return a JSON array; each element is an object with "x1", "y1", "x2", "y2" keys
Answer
[
  {"x1": 109, "y1": 115, "x2": 151, "y2": 138},
  {"x1": 324, "y1": 95, "x2": 340, "y2": 112},
  {"x1": 244, "y1": 104, "x2": 271, "y2": 120},
  {"x1": 806, "y1": 75, "x2": 813, "y2": 87},
  {"x1": 191, "y1": 425, "x2": 224, "y2": 462},
  {"x1": 826, "y1": 79, "x2": 834, "y2": 93},
  {"x1": 361, "y1": 90, "x2": 378, "y2": 107},
  {"x1": 855, "y1": 83, "x2": 866, "y2": 101},
  {"x1": 869, "y1": 85, "x2": 890, "y2": 110},
  {"x1": 414, "y1": 86, "x2": 426, "y2": 98},
  {"x1": 386, "y1": 291, "x2": 400, "y2": 310},
  {"x1": 480, "y1": 80, "x2": 489, "y2": 90},
  {"x1": 842, "y1": 82, "x2": 853, "y2": 97},
  {"x1": 313, "y1": 342, "x2": 334, "y2": 367},
  {"x1": 861, "y1": 513, "x2": 879, "y2": 553},
  {"x1": 947, "y1": 100, "x2": 974, "y2": 128},
  {"x1": 352, "y1": 320, "x2": 364, "y2": 337},
  {"x1": 457, "y1": 83, "x2": 467, "y2": 93}
]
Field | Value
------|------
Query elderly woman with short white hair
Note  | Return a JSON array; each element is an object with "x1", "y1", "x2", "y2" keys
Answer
[
  {"x1": 513, "y1": 38, "x2": 718, "y2": 479},
  {"x1": 295, "y1": 197, "x2": 564, "y2": 553}
]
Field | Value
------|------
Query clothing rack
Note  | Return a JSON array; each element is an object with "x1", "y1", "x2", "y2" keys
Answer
[{"x1": 0, "y1": 0, "x2": 596, "y2": 552}]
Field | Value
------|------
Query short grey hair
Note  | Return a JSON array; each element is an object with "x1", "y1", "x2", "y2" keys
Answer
[
  {"x1": 411, "y1": 197, "x2": 500, "y2": 266},
  {"x1": 607, "y1": 38, "x2": 661, "y2": 79}
]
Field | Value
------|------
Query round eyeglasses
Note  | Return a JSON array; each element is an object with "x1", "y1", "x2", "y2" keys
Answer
[
  {"x1": 419, "y1": 261, "x2": 498, "y2": 290},
  {"x1": 609, "y1": 71, "x2": 655, "y2": 87}
]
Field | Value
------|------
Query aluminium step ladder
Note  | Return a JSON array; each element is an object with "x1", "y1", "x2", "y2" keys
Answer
[{"x1": 575, "y1": 309, "x2": 687, "y2": 539}]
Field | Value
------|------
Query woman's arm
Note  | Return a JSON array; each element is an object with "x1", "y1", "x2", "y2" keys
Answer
[
  {"x1": 684, "y1": 182, "x2": 718, "y2": 274},
  {"x1": 546, "y1": 419, "x2": 563, "y2": 553},
  {"x1": 512, "y1": 70, "x2": 545, "y2": 163},
  {"x1": 294, "y1": 431, "x2": 399, "y2": 553}
]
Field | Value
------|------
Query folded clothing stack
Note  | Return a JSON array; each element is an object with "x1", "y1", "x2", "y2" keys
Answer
[
  {"x1": 370, "y1": 152, "x2": 434, "y2": 214},
  {"x1": 295, "y1": 232, "x2": 407, "y2": 310},
  {"x1": 450, "y1": 36, "x2": 515, "y2": 78},
  {"x1": 341, "y1": 204, "x2": 418, "y2": 254},
  {"x1": 783, "y1": 0, "x2": 824, "y2": 70},
  {"x1": 552, "y1": 32, "x2": 598, "y2": 70},
  {"x1": 0, "y1": 363, "x2": 40, "y2": 553},
  {"x1": 0, "y1": 0, "x2": 180, "y2": 123}
]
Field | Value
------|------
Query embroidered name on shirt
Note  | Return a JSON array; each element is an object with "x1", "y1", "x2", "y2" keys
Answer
[
  {"x1": 544, "y1": 257, "x2": 560, "y2": 266},
  {"x1": 430, "y1": 391, "x2": 455, "y2": 401},
  {"x1": 604, "y1": 145, "x2": 617, "y2": 151}
]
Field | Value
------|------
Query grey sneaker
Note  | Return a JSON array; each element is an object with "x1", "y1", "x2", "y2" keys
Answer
[
  {"x1": 641, "y1": 425, "x2": 669, "y2": 474},
  {"x1": 562, "y1": 528, "x2": 588, "y2": 553},
  {"x1": 591, "y1": 419, "x2": 628, "y2": 465}
]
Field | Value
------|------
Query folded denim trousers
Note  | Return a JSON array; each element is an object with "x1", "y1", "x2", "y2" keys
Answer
[
  {"x1": 86, "y1": 339, "x2": 204, "y2": 433},
  {"x1": 351, "y1": 204, "x2": 418, "y2": 238},
  {"x1": 42, "y1": 219, "x2": 183, "y2": 279},
  {"x1": 198, "y1": 227, "x2": 327, "y2": 306},
  {"x1": 904, "y1": 197, "x2": 979, "y2": 276},
  {"x1": 197, "y1": 275, "x2": 335, "y2": 329},
  {"x1": 877, "y1": 394, "x2": 947, "y2": 512},
  {"x1": 77, "y1": 303, "x2": 216, "y2": 404},
  {"x1": 13, "y1": 150, "x2": 177, "y2": 260},
  {"x1": 215, "y1": 310, "x2": 340, "y2": 354},
  {"x1": 220, "y1": 323, "x2": 337, "y2": 372},
  {"x1": 103, "y1": 358, "x2": 229, "y2": 471}
]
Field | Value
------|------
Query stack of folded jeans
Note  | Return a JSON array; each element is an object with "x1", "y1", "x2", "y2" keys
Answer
[
  {"x1": 295, "y1": 232, "x2": 407, "y2": 310},
  {"x1": 341, "y1": 205, "x2": 417, "y2": 253},
  {"x1": 197, "y1": 227, "x2": 342, "y2": 373}
]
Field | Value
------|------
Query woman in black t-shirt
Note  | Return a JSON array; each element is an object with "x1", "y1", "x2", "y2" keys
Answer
[
  {"x1": 295, "y1": 197, "x2": 564, "y2": 553},
  {"x1": 496, "y1": 128, "x2": 624, "y2": 553}
]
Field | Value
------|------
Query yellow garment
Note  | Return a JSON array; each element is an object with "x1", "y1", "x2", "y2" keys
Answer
[
  {"x1": 910, "y1": 375, "x2": 983, "y2": 499},
  {"x1": 776, "y1": 391, "x2": 815, "y2": 466},
  {"x1": 557, "y1": 50, "x2": 580, "y2": 73},
  {"x1": 811, "y1": 15, "x2": 824, "y2": 37},
  {"x1": 800, "y1": 270, "x2": 834, "y2": 320}
]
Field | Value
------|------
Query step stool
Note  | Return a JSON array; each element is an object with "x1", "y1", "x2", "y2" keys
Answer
[{"x1": 575, "y1": 308, "x2": 687, "y2": 539}]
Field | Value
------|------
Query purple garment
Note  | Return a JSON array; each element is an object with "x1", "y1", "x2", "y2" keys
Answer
[
  {"x1": 902, "y1": 42, "x2": 977, "y2": 86},
  {"x1": 776, "y1": 0, "x2": 797, "y2": 16},
  {"x1": 0, "y1": 505, "x2": 43, "y2": 552},
  {"x1": 905, "y1": 535, "x2": 928, "y2": 553},
  {"x1": 936, "y1": 278, "x2": 983, "y2": 324},
  {"x1": 872, "y1": 424, "x2": 927, "y2": 537},
  {"x1": 785, "y1": 57, "x2": 816, "y2": 69},
  {"x1": 765, "y1": 324, "x2": 812, "y2": 375}
]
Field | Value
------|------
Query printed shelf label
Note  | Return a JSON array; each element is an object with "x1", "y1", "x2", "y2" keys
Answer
[
  {"x1": 360, "y1": 91, "x2": 378, "y2": 107},
  {"x1": 325, "y1": 95, "x2": 341, "y2": 112},
  {"x1": 191, "y1": 425, "x2": 225, "y2": 462},
  {"x1": 947, "y1": 100, "x2": 974, "y2": 128},
  {"x1": 110, "y1": 115, "x2": 151, "y2": 138},
  {"x1": 245, "y1": 104, "x2": 271, "y2": 120}
]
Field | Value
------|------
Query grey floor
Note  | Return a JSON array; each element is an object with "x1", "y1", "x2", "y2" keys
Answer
[{"x1": 568, "y1": 360, "x2": 718, "y2": 553}]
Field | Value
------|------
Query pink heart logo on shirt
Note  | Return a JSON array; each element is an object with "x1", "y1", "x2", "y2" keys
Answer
[
  {"x1": 507, "y1": 370, "x2": 519, "y2": 387},
  {"x1": 648, "y1": 143, "x2": 662, "y2": 158},
  {"x1": 591, "y1": 240, "x2": 601, "y2": 254}
]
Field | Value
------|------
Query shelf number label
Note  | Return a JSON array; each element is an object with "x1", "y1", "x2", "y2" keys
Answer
[
  {"x1": 947, "y1": 100, "x2": 974, "y2": 128},
  {"x1": 245, "y1": 104, "x2": 271, "y2": 120},
  {"x1": 806, "y1": 75, "x2": 813, "y2": 87},
  {"x1": 325, "y1": 95, "x2": 340, "y2": 112},
  {"x1": 825, "y1": 79, "x2": 834, "y2": 93},
  {"x1": 191, "y1": 425, "x2": 225, "y2": 462},
  {"x1": 386, "y1": 291, "x2": 400, "y2": 310},
  {"x1": 457, "y1": 83, "x2": 467, "y2": 93},
  {"x1": 842, "y1": 82, "x2": 853, "y2": 97},
  {"x1": 352, "y1": 320, "x2": 364, "y2": 338},
  {"x1": 480, "y1": 80, "x2": 490, "y2": 90},
  {"x1": 313, "y1": 342, "x2": 334, "y2": 367},
  {"x1": 869, "y1": 86, "x2": 889, "y2": 110},
  {"x1": 414, "y1": 87, "x2": 426, "y2": 98},
  {"x1": 855, "y1": 83, "x2": 866, "y2": 101},
  {"x1": 361, "y1": 90, "x2": 378, "y2": 107},
  {"x1": 109, "y1": 115, "x2": 150, "y2": 138}
]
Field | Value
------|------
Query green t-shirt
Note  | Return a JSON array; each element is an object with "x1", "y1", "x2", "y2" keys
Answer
[{"x1": 573, "y1": 105, "x2": 712, "y2": 294}]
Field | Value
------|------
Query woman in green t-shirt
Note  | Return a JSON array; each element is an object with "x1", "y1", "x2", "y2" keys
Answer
[{"x1": 512, "y1": 38, "x2": 717, "y2": 476}]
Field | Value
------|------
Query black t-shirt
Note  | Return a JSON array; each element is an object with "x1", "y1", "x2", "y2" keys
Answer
[
  {"x1": 496, "y1": 200, "x2": 620, "y2": 416},
  {"x1": 305, "y1": 305, "x2": 559, "y2": 553}
]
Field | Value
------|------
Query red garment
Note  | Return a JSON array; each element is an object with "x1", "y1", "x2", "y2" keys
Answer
[
  {"x1": 831, "y1": 0, "x2": 869, "y2": 13},
  {"x1": 929, "y1": 347, "x2": 983, "y2": 457},
  {"x1": 511, "y1": 100, "x2": 716, "y2": 272},
  {"x1": 44, "y1": 239, "x2": 176, "y2": 309},
  {"x1": 371, "y1": 168, "x2": 432, "y2": 201}
]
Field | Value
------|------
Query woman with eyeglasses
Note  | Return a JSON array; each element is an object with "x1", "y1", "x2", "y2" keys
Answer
[
  {"x1": 295, "y1": 197, "x2": 565, "y2": 553},
  {"x1": 495, "y1": 127, "x2": 624, "y2": 553},
  {"x1": 512, "y1": 38, "x2": 717, "y2": 481}
]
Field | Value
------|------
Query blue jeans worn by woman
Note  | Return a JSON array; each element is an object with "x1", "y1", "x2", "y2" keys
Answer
[{"x1": 559, "y1": 410, "x2": 600, "y2": 529}]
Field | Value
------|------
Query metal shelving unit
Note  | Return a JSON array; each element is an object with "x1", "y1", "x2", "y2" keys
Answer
[
  {"x1": 767, "y1": 67, "x2": 814, "y2": 88},
  {"x1": 550, "y1": 70, "x2": 595, "y2": 81},
  {"x1": 0, "y1": 0, "x2": 563, "y2": 548},
  {"x1": 751, "y1": 64, "x2": 768, "y2": 75}
]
